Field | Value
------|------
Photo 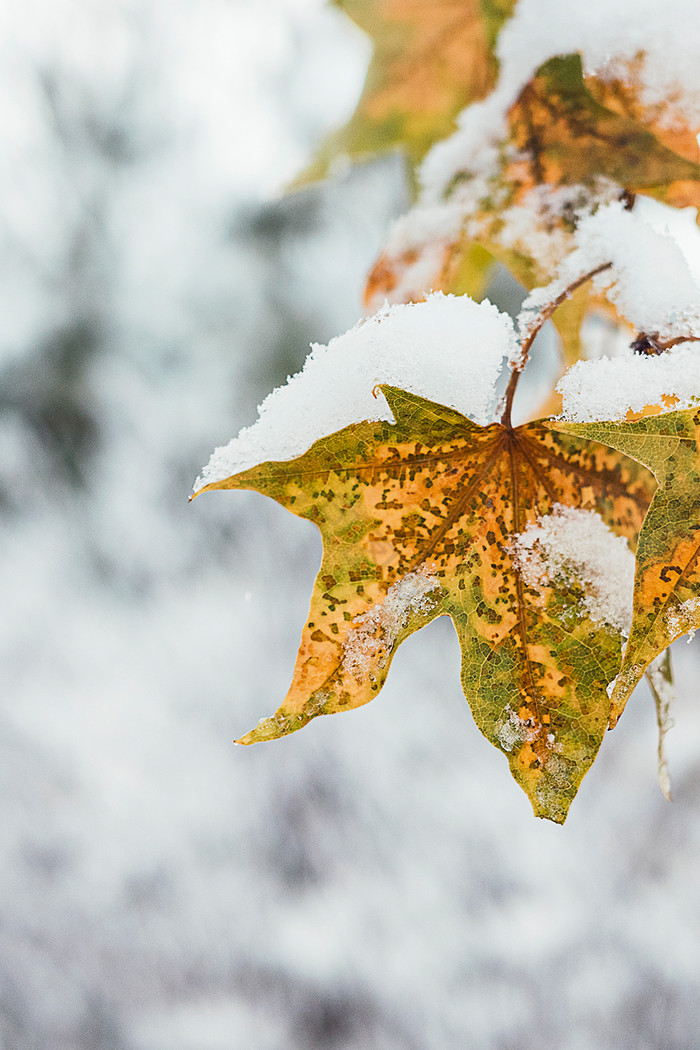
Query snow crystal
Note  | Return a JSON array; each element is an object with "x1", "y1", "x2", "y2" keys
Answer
[
  {"x1": 342, "y1": 564, "x2": 441, "y2": 681},
  {"x1": 511, "y1": 505, "x2": 634, "y2": 635},
  {"x1": 194, "y1": 294, "x2": 517, "y2": 489},
  {"x1": 558, "y1": 341, "x2": 700, "y2": 422},
  {"x1": 496, "y1": 704, "x2": 537, "y2": 753},
  {"x1": 664, "y1": 597, "x2": 700, "y2": 642},
  {"x1": 606, "y1": 664, "x2": 644, "y2": 702}
]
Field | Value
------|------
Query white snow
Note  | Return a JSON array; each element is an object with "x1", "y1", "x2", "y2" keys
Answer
[
  {"x1": 342, "y1": 564, "x2": 441, "y2": 681},
  {"x1": 558, "y1": 342, "x2": 700, "y2": 422},
  {"x1": 511, "y1": 505, "x2": 635, "y2": 635},
  {"x1": 664, "y1": 597, "x2": 700, "y2": 642},
  {"x1": 519, "y1": 202, "x2": 700, "y2": 342},
  {"x1": 497, "y1": 704, "x2": 538, "y2": 753},
  {"x1": 517, "y1": 202, "x2": 700, "y2": 422},
  {"x1": 493, "y1": 182, "x2": 621, "y2": 275},
  {"x1": 194, "y1": 293, "x2": 517, "y2": 489}
]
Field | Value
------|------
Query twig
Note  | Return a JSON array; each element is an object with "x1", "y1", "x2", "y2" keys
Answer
[{"x1": 500, "y1": 261, "x2": 613, "y2": 428}]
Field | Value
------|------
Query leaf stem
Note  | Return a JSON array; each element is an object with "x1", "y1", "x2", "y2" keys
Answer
[{"x1": 500, "y1": 261, "x2": 613, "y2": 429}]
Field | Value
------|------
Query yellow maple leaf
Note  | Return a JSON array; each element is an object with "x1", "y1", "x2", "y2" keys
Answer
[
  {"x1": 196, "y1": 386, "x2": 654, "y2": 822},
  {"x1": 554, "y1": 407, "x2": 700, "y2": 727}
]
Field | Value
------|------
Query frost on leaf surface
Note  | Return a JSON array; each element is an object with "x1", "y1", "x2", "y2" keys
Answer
[
  {"x1": 511, "y1": 504, "x2": 634, "y2": 636},
  {"x1": 196, "y1": 385, "x2": 655, "y2": 822},
  {"x1": 553, "y1": 408, "x2": 700, "y2": 725},
  {"x1": 342, "y1": 564, "x2": 440, "y2": 681}
]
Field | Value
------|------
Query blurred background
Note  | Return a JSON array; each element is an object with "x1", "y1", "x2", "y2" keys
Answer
[{"x1": 2, "y1": 1, "x2": 700, "y2": 1047}]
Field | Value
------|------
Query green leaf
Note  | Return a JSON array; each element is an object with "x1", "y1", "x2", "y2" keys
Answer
[
  {"x1": 552, "y1": 408, "x2": 700, "y2": 726},
  {"x1": 198, "y1": 387, "x2": 654, "y2": 822}
]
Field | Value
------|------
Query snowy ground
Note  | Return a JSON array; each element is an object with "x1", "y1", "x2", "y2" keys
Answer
[{"x1": 2, "y1": 2, "x2": 700, "y2": 1048}]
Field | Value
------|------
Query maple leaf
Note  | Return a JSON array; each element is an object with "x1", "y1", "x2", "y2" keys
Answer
[
  {"x1": 554, "y1": 407, "x2": 700, "y2": 727},
  {"x1": 197, "y1": 386, "x2": 654, "y2": 822},
  {"x1": 298, "y1": 0, "x2": 516, "y2": 183},
  {"x1": 503, "y1": 55, "x2": 700, "y2": 210},
  {"x1": 364, "y1": 54, "x2": 700, "y2": 365}
]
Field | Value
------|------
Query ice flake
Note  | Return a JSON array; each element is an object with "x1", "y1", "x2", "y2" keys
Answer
[
  {"x1": 511, "y1": 505, "x2": 634, "y2": 635},
  {"x1": 496, "y1": 704, "x2": 538, "y2": 752},
  {"x1": 342, "y1": 565, "x2": 441, "y2": 681},
  {"x1": 663, "y1": 597, "x2": 700, "y2": 642},
  {"x1": 195, "y1": 294, "x2": 517, "y2": 489}
]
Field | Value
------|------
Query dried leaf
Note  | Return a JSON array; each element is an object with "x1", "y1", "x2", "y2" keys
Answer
[
  {"x1": 645, "y1": 649, "x2": 675, "y2": 801},
  {"x1": 198, "y1": 386, "x2": 654, "y2": 822}
]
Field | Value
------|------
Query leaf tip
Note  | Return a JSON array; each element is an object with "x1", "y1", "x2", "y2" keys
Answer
[{"x1": 529, "y1": 788, "x2": 573, "y2": 825}]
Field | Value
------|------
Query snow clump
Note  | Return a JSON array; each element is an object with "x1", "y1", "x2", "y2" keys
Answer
[
  {"x1": 519, "y1": 202, "x2": 700, "y2": 344},
  {"x1": 557, "y1": 343, "x2": 700, "y2": 422},
  {"x1": 195, "y1": 294, "x2": 517, "y2": 489},
  {"x1": 511, "y1": 505, "x2": 635, "y2": 635}
]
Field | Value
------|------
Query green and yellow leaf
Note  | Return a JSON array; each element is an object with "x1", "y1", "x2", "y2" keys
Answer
[
  {"x1": 553, "y1": 408, "x2": 700, "y2": 726},
  {"x1": 198, "y1": 387, "x2": 654, "y2": 822},
  {"x1": 297, "y1": 0, "x2": 516, "y2": 185}
]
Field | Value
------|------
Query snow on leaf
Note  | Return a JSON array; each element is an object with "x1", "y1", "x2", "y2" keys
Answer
[
  {"x1": 298, "y1": 0, "x2": 516, "y2": 183},
  {"x1": 364, "y1": 53, "x2": 700, "y2": 366},
  {"x1": 194, "y1": 294, "x2": 517, "y2": 490},
  {"x1": 557, "y1": 343, "x2": 700, "y2": 424},
  {"x1": 510, "y1": 504, "x2": 635, "y2": 636},
  {"x1": 521, "y1": 202, "x2": 700, "y2": 347},
  {"x1": 196, "y1": 386, "x2": 654, "y2": 822},
  {"x1": 552, "y1": 408, "x2": 700, "y2": 726}
]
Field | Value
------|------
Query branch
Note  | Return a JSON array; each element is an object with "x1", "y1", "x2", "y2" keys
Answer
[{"x1": 501, "y1": 262, "x2": 613, "y2": 429}]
